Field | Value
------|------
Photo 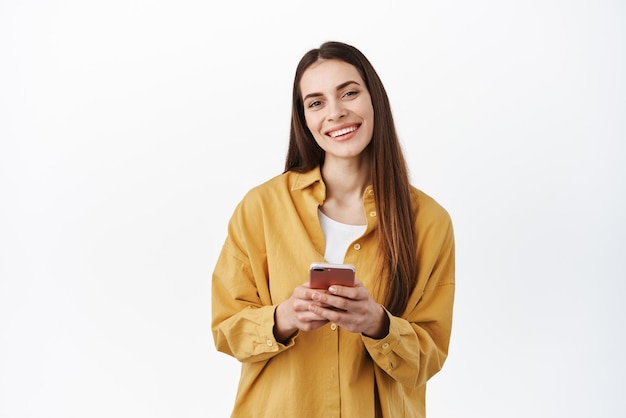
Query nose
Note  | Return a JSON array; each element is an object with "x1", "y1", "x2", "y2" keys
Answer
[{"x1": 327, "y1": 99, "x2": 347, "y2": 121}]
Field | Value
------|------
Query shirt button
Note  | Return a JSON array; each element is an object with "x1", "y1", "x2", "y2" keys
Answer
[
  {"x1": 370, "y1": 211, "x2": 376, "y2": 217},
  {"x1": 382, "y1": 343, "x2": 390, "y2": 349},
  {"x1": 353, "y1": 243, "x2": 361, "y2": 250},
  {"x1": 330, "y1": 323, "x2": 337, "y2": 331},
  {"x1": 266, "y1": 340, "x2": 273, "y2": 346}
]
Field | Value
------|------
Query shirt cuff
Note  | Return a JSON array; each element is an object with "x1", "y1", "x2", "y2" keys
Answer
[{"x1": 361, "y1": 309, "x2": 401, "y2": 371}]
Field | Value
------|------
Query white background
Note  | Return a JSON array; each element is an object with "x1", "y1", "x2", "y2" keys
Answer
[{"x1": 1, "y1": 1, "x2": 624, "y2": 417}]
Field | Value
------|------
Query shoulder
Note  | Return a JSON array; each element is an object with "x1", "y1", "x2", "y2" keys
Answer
[
  {"x1": 410, "y1": 187, "x2": 451, "y2": 221},
  {"x1": 242, "y1": 171, "x2": 290, "y2": 202},
  {"x1": 224, "y1": 173, "x2": 292, "y2": 246},
  {"x1": 241, "y1": 168, "x2": 321, "y2": 203},
  {"x1": 233, "y1": 167, "x2": 322, "y2": 214},
  {"x1": 409, "y1": 186, "x2": 454, "y2": 238}
]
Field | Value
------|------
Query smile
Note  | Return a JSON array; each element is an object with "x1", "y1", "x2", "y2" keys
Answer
[{"x1": 328, "y1": 125, "x2": 359, "y2": 138}]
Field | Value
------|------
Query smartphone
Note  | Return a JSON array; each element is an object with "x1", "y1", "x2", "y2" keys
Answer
[{"x1": 309, "y1": 263, "x2": 356, "y2": 289}]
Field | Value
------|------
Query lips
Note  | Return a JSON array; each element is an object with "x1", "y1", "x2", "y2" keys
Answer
[{"x1": 327, "y1": 124, "x2": 359, "y2": 138}]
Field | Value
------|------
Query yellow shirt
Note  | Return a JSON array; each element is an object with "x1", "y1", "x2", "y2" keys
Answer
[{"x1": 212, "y1": 167, "x2": 455, "y2": 418}]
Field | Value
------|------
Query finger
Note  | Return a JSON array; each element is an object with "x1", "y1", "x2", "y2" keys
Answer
[
  {"x1": 296, "y1": 310, "x2": 328, "y2": 323},
  {"x1": 328, "y1": 284, "x2": 366, "y2": 301},
  {"x1": 294, "y1": 310, "x2": 329, "y2": 328},
  {"x1": 299, "y1": 319, "x2": 330, "y2": 332},
  {"x1": 292, "y1": 297, "x2": 325, "y2": 314},
  {"x1": 309, "y1": 304, "x2": 364, "y2": 329},
  {"x1": 293, "y1": 285, "x2": 321, "y2": 302},
  {"x1": 311, "y1": 293, "x2": 352, "y2": 313}
]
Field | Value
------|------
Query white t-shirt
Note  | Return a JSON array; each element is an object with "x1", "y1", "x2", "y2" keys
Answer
[{"x1": 318, "y1": 209, "x2": 367, "y2": 264}]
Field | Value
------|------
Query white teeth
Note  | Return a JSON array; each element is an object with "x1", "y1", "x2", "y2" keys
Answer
[{"x1": 329, "y1": 126, "x2": 357, "y2": 138}]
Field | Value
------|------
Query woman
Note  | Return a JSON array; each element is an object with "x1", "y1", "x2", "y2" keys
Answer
[{"x1": 212, "y1": 41, "x2": 455, "y2": 417}]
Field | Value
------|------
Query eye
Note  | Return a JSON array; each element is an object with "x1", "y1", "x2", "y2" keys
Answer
[
  {"x1": 343, "y1": 90, "x2": 358, "y2": 99},
  {"x1": 308, "y1": 100, "x2": 322, "y2": 108}
]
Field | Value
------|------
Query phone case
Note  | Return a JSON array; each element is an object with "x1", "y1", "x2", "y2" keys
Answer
[{"x1": 309, "y1": 263, "x2": 356, "y2": 289}]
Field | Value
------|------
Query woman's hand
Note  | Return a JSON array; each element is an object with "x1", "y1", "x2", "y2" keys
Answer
[
  {"x1": 274, "y1": 282, "x2": 330, "y2": 343},
  {"x1": 308, "y1": 279, "x2": 390, "y2": 339}
]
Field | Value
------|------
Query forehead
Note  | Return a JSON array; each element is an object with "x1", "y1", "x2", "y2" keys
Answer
[{"x1": 300, "y1": 59, "x2": 365, "y2": 95}]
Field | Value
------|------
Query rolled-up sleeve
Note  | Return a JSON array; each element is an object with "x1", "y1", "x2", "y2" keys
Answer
[
  {"x1": 211, "y1": 197, "x2": 297, "y2": 363},
  {"x1": 362, "y1": 204, "x2": 455, "y2": 388}
]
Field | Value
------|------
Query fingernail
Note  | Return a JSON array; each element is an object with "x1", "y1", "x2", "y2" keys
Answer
[{"x1": 328, "y1": 286, "x2": 336, "y2": 293}]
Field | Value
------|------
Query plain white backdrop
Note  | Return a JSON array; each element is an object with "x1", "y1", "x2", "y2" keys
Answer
[{"x1": 1, "y1": 1, "x2": 624, "y2": 417}]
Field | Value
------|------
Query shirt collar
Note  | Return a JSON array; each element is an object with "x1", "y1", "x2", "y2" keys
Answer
[{"x1": 290, "y1": 166, "x2": 323, "y2": 191}]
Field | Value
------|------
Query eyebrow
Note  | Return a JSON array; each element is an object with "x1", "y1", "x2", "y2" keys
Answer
[{"x1": 303, "y1": 80, "x2": 361, "y2": 102}]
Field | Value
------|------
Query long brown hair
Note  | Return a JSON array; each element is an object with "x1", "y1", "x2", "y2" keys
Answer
[{"x1": 285, "y1": 41, "x2": 418, "y2": 316}]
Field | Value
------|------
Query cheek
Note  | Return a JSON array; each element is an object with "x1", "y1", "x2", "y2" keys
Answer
[
  {"x1": 304, "y1": 114, "x2": 322, "y2": 133},
  {"x1": 365, "y1": 102, "x2": 375, "y2": 120},
  {"x1": 366, "y1": 108, "x2": 375, "y2": 132}
]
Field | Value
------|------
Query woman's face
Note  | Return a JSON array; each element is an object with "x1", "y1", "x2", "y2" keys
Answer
[{"x1": 300, "y1": 59, "x2": 374, "y2": 165}]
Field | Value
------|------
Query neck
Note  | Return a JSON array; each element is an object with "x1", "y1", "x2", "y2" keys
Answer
[
  {"x1": 322, "y1": 159, "x2": 370, "y2": 200},
  {"x1": 318, "y1": 157, "x2": 369, "y2": 225}
]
